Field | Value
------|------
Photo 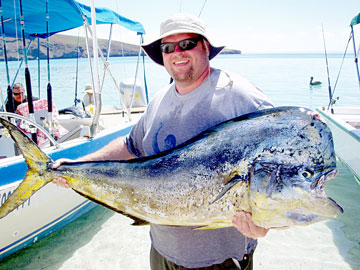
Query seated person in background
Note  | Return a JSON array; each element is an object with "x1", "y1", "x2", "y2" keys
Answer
[
  {"x1": 16, "y1": 99, "x2": 68, "y2": 146},
  {"x1": 83, "y1": 84, "x2": 94, "y2": 107},
  {"x1": 5, "y1": 82, "x2": 39, "y2": 112}
]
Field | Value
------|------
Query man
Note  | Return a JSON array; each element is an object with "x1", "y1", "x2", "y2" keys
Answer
[
  {"x1": 82, "y1": 83, "x2": 94, "y2": 107},
  {"x1": 53, "y1": 13, "x2": 273, "y2": 269},
  {"x1": 5, "y1": 82, "x2": 38, "y2": 112}
]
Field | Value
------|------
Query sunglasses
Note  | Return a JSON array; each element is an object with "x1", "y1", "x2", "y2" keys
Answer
[
  {"x1": 13, "y1": 92, "x2": 24, "y2": 96},
  {"x1": 160, "y1": 37, "x2": 203, "y2": 54}
]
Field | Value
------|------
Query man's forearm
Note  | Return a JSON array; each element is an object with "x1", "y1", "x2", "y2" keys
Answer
[{"x1": 79, "y1": 137, "x2": 136, "y2": 162}]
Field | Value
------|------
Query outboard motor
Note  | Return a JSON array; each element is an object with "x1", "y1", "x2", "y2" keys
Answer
[{"x1": 120, "y1": 78, "x2": 147, "y2": 109}]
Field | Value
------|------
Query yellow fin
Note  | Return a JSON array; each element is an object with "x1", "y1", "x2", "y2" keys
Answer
[
  {"x1": 193, "y1": 220, "x2": 232, "y2": 230},
  {"x1": 0, "y1": 118, "x2": 53, "y2": 219}
]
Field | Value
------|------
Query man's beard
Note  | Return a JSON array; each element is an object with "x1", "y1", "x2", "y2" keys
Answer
[{"x1": 171, "y1": 67, "x2": 194, "y2": 82}]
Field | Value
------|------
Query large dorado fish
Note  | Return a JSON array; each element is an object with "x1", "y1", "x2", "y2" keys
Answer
[{"x1": 0, "y1": 107, "x2": 343, "y2": 229}]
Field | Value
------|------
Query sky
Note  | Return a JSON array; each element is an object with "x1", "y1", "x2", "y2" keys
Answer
[{"x1": 70, "y1": 0, "x2": 360, "y2": 54}]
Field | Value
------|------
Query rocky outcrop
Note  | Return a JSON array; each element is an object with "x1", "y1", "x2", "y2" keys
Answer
[{"x1": 0, "y1": 34, "x2": 240, "y2": 61}]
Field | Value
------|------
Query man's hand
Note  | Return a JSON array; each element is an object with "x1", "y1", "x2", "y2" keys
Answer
[
  {"x1": 232, "y1": 211, "x2": 269, "y2": 239},
  {"x1": 51, "y1": 158, "x2": 74, "y2": 188}
]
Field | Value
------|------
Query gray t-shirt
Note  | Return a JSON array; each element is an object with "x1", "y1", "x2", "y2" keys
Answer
[{"x1": 125, "y1": 68, "x2": 273, "y2": 268}]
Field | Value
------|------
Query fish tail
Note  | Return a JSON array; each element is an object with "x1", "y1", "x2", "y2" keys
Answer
[{"x1": 0, "y1": 118, "x2": 54, "y2": 219}]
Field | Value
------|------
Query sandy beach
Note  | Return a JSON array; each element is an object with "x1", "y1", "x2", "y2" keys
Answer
[{"x1": 0, "y1": 159, "x2": 359, "y2": 270}]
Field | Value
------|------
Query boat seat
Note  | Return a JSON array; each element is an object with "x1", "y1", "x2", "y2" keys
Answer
[
  {"x1": 336, "y1": 114, "x2": 360, "y2": 120},
  {"x1": 58, "y1": 115, "x2": 93, "y2": 132},
  {"x1": 334, "y1": 115, "x2": 360, "y2": 127},
  {"x1": 57, "y1": 125, "x2": 91, "y2": 143},
  {"x1": 330, "y1": 114, "x2": 360, "y2": 131}
]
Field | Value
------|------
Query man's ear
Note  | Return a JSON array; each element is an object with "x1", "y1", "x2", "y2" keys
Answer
[{"x1": 203, "y1": 40, "x2": 210, "y2": 57}]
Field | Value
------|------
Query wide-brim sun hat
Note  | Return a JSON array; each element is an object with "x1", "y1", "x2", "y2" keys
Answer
[
  {"x1": 142, "y1": 13, "x2": 225, "y2": 66},
  {"x1": 83, "y1": 84, "x2": 93, "y2": 93}
]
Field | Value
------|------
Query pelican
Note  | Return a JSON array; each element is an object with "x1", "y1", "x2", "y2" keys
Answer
[{"x1": 310, "y1": 77, "x2": 322, "y2": 86}]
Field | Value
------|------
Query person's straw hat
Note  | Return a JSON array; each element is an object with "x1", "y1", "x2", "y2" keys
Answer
[
  {"x1": 142, "y1": 13, "x2": 225, "y2": 66},
  {"x1": 83, "y1": 84, "x2": 93, "y2": 94}
]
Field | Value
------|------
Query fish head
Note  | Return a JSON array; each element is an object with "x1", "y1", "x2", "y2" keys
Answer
[{"x1": 248, "y1": 109, "x2": 343, "y2": 228}]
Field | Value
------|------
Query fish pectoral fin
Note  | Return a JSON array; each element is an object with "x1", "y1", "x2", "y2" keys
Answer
[
  {"x1": 127, "y1": 214, "x2": 149, "y2": 226},
  {"x1": 211, "y1": 173, "x2": 248, "y2": 204},
  {"x1": 193, "y1": 220, "x2": 232, "y2": 230}
]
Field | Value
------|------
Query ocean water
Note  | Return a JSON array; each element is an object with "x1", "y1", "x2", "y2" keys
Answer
[
  {"x1": 0, "y1": 54, "x2": 360, "y2": 269},
  {"x1": 1, "y1": 53, "x2": 359, "y2": 111}
]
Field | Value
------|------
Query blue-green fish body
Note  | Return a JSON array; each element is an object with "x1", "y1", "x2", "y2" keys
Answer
[{"x1": 0, "y1": 107, "x2": 343, "y2": 229}]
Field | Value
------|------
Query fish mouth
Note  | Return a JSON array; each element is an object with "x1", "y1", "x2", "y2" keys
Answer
[
  {"x1": 311, "y1": 168, "x2": 338, "y2": 192},
  {"x1": 308, "y1": 168, "x2": 344, "y2": 216},
  {"x1": 286, "y1": 211, "x2": 324, "y2": 224},
  {"x1": 286, "y1": 196, "x2": 343, "y2": 225},
  {"x1": 285, "y1": 169, "x2": 343, "y2": 224}
]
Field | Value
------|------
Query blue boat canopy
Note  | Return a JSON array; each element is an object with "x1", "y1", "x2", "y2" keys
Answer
[
  {"x1": 350, "y1": 12, "x2": 360, "y2": 26},
  {"x1": 1, "y1": 0, "x2": 145, "y2": 38}
]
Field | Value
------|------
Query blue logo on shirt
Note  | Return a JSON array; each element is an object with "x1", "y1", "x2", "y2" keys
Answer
[
  {"x1": 152, "y1": 122, "x2": 177, "y2": 153},
  {"x1": 164, "y1": 134, "x2": 176, "y2": 150}
]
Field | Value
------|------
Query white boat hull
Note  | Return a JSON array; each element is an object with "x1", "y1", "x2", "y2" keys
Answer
[
  {"x1": 0, "y1": 117, "x2": 138, "y2": 259},
  {"x1": 317, "y1": 107, "x2": 360, "y2": 184},
  {"x1": 0, "y1": 182, "x2": 96, "y2": 259}
]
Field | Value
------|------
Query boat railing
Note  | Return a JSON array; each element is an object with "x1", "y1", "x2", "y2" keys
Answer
[{"x1": 0, "y1": 112, "x2": 59, "y2": 148}]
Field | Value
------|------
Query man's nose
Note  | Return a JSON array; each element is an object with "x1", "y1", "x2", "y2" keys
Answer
[{"x1": 173, "y1": 45, "x2": 184, "y2": 53}]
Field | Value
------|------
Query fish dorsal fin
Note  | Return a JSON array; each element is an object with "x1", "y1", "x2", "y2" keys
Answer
[{"x1": 211, "y1": 170, "x2": 249, "y2": 204}]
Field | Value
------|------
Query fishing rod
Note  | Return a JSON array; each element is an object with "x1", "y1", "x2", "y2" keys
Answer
[
  {"x1": 74, "y1": 31, "x2": 80, "y2": 106},
  {"x1": 198, "y1": 0, "x2": 207, "y2": 17},
  {"x1": 141, "y1": 34, "x2": 149, "y2": 104},
  {"x1": 0, "y1": 0, "x2": 15, "y2": 113},
  {"x1": 329, "y1": 34, "x2": 352, "y2": 101},
  {"x1": 37, "y1": 38, "x2": 40, "y2": 97},
  {"x1": 350, "y1": 25, "x2": 360, "y2": 89},
  {"x1": 10, "y1": 38, "x2": 34, "y2": 85},
  {"x1": 19, "y1": 0, "x2": 37, "y2": 143},
  {"x1": 322, "y1": 24, "x2": 334, "y2": 113},
  {"x1": 45, "y1": 0, "x2": 54, "y2": 139}
]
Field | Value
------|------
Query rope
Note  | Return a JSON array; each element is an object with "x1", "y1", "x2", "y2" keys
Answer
[
  {"x1": 83, "y1": 21, "x2": 130, "y2": 117},
  {"x1": 100, "y1": 23, "x2": 113, "y2": 94},
  {"x1": 113, "y1": 0, "x2": 127, "y2": 76},
  {"x1": 198, "y1": 0, "x2": 207, "y2": 17}
]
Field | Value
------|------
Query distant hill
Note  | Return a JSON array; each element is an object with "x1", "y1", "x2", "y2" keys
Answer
[{"x1": 0, "y1": 34, "x2": 240, "y2": 61}]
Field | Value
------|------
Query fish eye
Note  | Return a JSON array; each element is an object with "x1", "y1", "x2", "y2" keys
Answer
[{"x1": 301, "y1": 169, "x2": 314, "y2": 179}]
